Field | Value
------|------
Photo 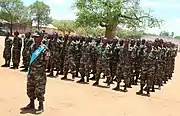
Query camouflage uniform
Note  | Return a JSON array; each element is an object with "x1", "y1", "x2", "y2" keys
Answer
[
  {"x1": 114, "y1": 40, "x2": 124, "y2": 90},
  {"x1": 61, "y1": 38, "x2": 76, "y2": 80},
  {"x1": 27, "y1": 43, "x2": 50, "y2": 102},
  {"x1": 77, "y1": 38, "x2": 92, "y2": 83},
  {"x1": 22, "y1": 33, "x2": 32, "y2": 70},
  {"x1": 54, "y1": 37, "x2": 64, "y2": 76},
  {"x1": 137, "y1": 43, "x2": 156, "y2": 97},
  {"x1": 2, "y1": 36, "x2": 13, "y2": 67},
  {"x1": 12, "y1": 35, "x2": 22, "y2": 68},
  {"x1": 93, "y1": 40, "x2": 111, "y2": 86}
]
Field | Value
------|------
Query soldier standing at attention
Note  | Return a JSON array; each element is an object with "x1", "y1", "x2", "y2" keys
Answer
[
  {"x1": 20, "y1": 31, "x2": 50, "y2": 113},
  {"x1": 11, "y1": 31, "x2": 22, "y2": 69},
  {"x1": 2, "y1": 32, "x2": 12, "y2": 67}
]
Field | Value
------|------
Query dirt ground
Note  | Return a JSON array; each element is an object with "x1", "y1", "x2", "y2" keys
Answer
[{"x1": 0, "y1": 37, "x2": 180, "y2": 116}]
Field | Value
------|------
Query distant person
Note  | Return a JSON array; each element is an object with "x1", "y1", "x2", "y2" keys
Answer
[
  {"x1": 20, "y1": 31, "x2": 50, "y2": 113},
  {"x1": 11, "y1": 31, "x2": 22, "y2": 69},
  {"x1": 1, "y1": 32, "x2": 12, "y2": 67}
]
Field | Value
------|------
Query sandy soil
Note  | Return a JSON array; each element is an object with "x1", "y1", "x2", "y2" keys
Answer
[{"x1": 0, "y1": 37, "x2": 180, "y2": 116}]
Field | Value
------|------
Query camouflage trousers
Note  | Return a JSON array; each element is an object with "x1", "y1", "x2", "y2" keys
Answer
[
  {"x1": 3, "y1": 48, "x2": 11, "y2": 60},
  {"x1": 95, "y1": 59, "x2": 111, "y2": 82},
  {"x1": 140, "y1": 65, "x2": 154, "y2": 88},
  {"x1": 79, "y1": 58, "x2": 91, "y2": 78},
  {"x1": 116, "y1": 63, "x2": 124, "y2": 84},
  {"x1": 64, "y1": 56, "x2": 76, "y2": 75},
  {"x1": 27, "y1": 72, "x2": 47, "y2": 102},
  {"x1": 12, "y1": 49, "x2": 21, "y2": 67}
]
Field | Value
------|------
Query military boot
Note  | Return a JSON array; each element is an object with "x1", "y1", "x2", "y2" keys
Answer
[
  {"x1": 1, "y1": 64, "x2": 7, "y2": 67},
  {"x1": 90, "y1": 75, "x2": 96, "y2": 80},
  {"x1": 36, "y1": 102, "x2": 44, "y2": 114},
  {"x1": 77, "y1": 76, "x2": 85, "y2": 83},
  {"x1": 20, "y1": 100, "x2": 35, "y2": 110},
  {"x1": 61, "y1": 74, "x2": 67, "y2": 80}
]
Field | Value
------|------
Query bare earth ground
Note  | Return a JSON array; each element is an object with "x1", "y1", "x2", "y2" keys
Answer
[{"x1": 0, "y1": 37, "x2": 180, "y2": 116}]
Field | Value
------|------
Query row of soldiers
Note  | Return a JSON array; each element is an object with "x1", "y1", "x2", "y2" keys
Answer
[{"x1": 2, "y1": 31, "x2": 178, "y2": 97}]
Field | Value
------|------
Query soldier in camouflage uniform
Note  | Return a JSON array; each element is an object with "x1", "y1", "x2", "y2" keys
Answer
[
  {"x1": 61, "y1": 36, "x2": 76, "y2": 80},
  {"x1": 73, "y1": 36, "x2": 83, "y2": 77},
  {"x1": 113, "y1": 40, "x2": 124, "y2": 90},
  {"x1": 54, "y1": 34, "x2": 64, "y2": 76},
  {"x1": 11, "y1": 31, "x2": 22, "y2": 69},
  {"x1": 128, "y1": 39, "x2": 136, "y2": 88},
  {"x1": 21, "y1": 31, "x2": 50, "y2": 113},
  {"x1": 77, "y1": 37, "x2": 92, "y2": 83},
  {"x1": 47, "y1": 34, "x2": 57, "y2": 77},
  {"x1": 136, "y1": 42, "x2": 156, "y2": 97},
  {"x1": 133, "y1": 39, "x2": 141, "y2": 85},
  {"x1": 22, "y1": 32, "x2": 31, "y2": 71},
  {"x1": 90, "y1": 37, "x2": 101, "y2": 80},
  {"x1": 2, "y1": 32, "x2": 12, "y2": 67},
  {"x1": 92, "y1": 38, "x2": 111, "y2": 87}
]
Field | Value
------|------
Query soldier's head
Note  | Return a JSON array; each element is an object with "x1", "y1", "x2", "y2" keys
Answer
[
  {"x1": 119, "y1": 39, "x2": 124, "y2": 46},
  {"x1": 53, "y1": 32, "x2": 58, "y2": 39},
  {"x1": 14, "y1": 31, "x2": 19, "y2": 37},
  {"x1": 141, "y1": 39, "x2": 146, "y2": 45},
  {"x1": 32, "y1": 31, "x2": 43, "y2": 45},
  {"x1": 136, "y1": 39, "x2": 141, "y2": 46},
  {"x1": 130, "y1": 39, "x2": 135, "y2": 46},
  {"x1": 102, "y1": 37, "x2": 108, "y2": 46}
]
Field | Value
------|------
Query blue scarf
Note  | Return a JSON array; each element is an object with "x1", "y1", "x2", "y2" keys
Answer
[{"x1": 27, "y1": 45, "x2": 46, "y2": 77}]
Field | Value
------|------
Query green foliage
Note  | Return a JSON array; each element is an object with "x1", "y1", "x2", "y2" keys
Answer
[
  {"x1": 175, "y1": 36, "x2": 180, "y2": 39},
  {"x1": 74, "y1": 0, "x2": 163, "y2": 38},
  {"x1": 52, "y1": 19, "x2": 75, "y2": 34},
  {"x1": 29, "y1": 1, "x2": 52, "y2": 30},
  {"x1": 117, "y1": 29, "x2": 143, "y2": 39},
  {"x1": 0, "y1": 0, "x2": 26, "y2": 23},
  {"x1": 76, "y1": 27, "x2": 105, "y2": 36}
]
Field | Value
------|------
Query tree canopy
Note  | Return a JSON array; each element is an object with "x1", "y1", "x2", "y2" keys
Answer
[
  {"x1": 74, "y1": 0, "x2": 163, "y2": 39},
  {"x1": 29, "y1": 1, "x2": 52, "y2": 30},
  {"x1": 0, "y1": 0, "x2": 27, "y2": 34}
]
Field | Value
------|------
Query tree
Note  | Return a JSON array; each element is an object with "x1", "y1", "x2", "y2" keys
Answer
[
  {"x1": 29, "y1": 1, "x2": 52, "y2": 30},
  {"x1": 52, "y1": 19, "x2": 75, "y2": 34},
  {"x1": 0, "y1": 0, "x2": 26, "y2": 35},
  {"x1": 74, "y1": 0, "x2": 162, "y2": 39}
]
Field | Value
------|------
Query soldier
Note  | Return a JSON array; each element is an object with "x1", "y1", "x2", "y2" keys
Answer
[
  {"x1": 21, "y1": 32, "x2": 31, "y2": 71},
  {"x1": 54, "y1": 34, "x2": 64, "y2": 76},
  {"x1": 11, "y1": 31, "x2": 22, "y2": 69},
  {"x1": 77, "y1": 36, "x2": 92, "y2": 83},
  {"x1": 61, "y1": 35, "x2": 76, "y2": 80},
  {"x1": 20, "y1": 31, "x2": 50, "y2": 113},
  {"x1": 90, "y1": 37, "x2": 101, "y2": 80},
  {"x1": 74, "y1": 36, "x2": 83, "y2": 77},
  {"x1": 133, "y1": 39, "x2": 141, "y2": 85},
  {"x1": 136, "y1": 42, "x2": 156, "y2": 97},
  {"x1": 93, "y1": 38, "x2": 111, "y2": 87},
  {"x1": 47, "y1": 34, "x2": 56, "y2": 77},
  {"x1": 2, "y1": 32, "x2": 12, "y2": 67},
  {"x1": 113, "y1": 39, "x2": 124, "y2": 90}
]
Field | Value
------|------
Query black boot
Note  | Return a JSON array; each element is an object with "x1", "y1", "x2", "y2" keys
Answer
[
  {"x1": 36, "y1": 102, "x2": 44, "y2": 114},
  {"x1": 1, "y1": 64, "x2": 7, "y2": 67},
  {"x1": 61, "y1": 75, "x2": 67, "y2": 80},
  {"x1": 90, "y1": 76, "x2": 96, "y2": 80},
  {"x1": 77, "y1": 76, "x2": 85, "y2": 83},
  {"x1": 20, "y1": 100, "x2": 35, "y2": 110}
]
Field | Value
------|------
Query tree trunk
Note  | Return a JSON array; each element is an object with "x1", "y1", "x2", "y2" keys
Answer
[{"x1": 105, "y1": 25, "x2": 117, "y2": 39}]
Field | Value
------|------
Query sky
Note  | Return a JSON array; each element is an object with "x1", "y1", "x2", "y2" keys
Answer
[{"x1": 23, "y1": 0, "x2": 180, "y2": 35}]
